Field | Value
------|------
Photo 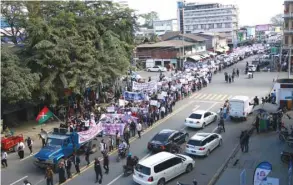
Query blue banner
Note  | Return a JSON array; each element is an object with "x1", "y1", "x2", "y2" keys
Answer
[
  {"x1": 253, "y1": 161, "x2": 272, "y2": 185},
  {"x1": 123, "y1": 91, "x2": 145, "y2": 101}
]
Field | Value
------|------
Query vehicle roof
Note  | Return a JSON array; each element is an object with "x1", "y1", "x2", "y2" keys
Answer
[
  {"x1": 158, "y1": 129, "x2": 177, "y2": 135},
  {"x1": 139, "y1": 152, "x2": 175, "y2": 167},
  {"x1": 48, "y1": 134, "x2": 69, "y2": 140},
  {"x1": 191, "y1": 110, "x2": 207, "y2": 114},
  {"x1": 190, "y1": 132, "x2": 213, "y2": 141},
  {"x1": 230, "y1": 96, "x2": 250, "y2": 101}
]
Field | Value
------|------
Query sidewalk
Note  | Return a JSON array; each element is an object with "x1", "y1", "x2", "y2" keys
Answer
[{"x1": 215, "y1": 112, "x2": 293, "y2": 185}]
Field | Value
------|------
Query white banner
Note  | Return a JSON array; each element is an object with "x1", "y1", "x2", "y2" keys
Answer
[
  {"x1": 150, "y1": 100, "x2": 158, "y2": 106},
  {"x1": 78, "y1": 123, "x2": 103, "y2": 144},
  {"x1": 132, "y1": 81, "x2": 157, "y2": 91}
]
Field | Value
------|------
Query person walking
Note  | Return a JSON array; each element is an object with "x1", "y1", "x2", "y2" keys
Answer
[
  {"x1": 58, "y1": 162, "x2": 66, "y2": 184},
  {"x1": 244, "y1": 132, "x2": 250, "y2": 153},
  {"x1": 236, "y1": 68, "x2": 239, "y2": 77},
  {"x1": 137, "y1": 122, "x2": 142, "y2": 139},
  {"x1": 45, "y1": 166, "x2": 54, "y2": 185},
  {"x1": 240, "y1": 131, "x2": 245, "y2": 152},
  {"x1": 115, "y1": 130, "x2": 120, "y2": 149},
  {"x1": 17, "y1": 141, "x2": 25, "y2": 159},
  {"x1": 108, "y1": 136, "x2": 114, "y2": 152},
  {"x1": 1, "y1": 151, "x2": 8, "y2": 168},
  {"x1": 40, "y1": 129, "x2": 47, "y2": 147},
  {"x1": 130, "y1": 121, "x2": 136, "y2": 137},
  {"x1": 103, "y1": 153, "x2": 109, "y2": 174},
  {"x1": 85, "y1": 146, "x2": 91, "y2": 166},
  {"x1": 94, "y1": 158, "x2": 103, "y2": 184},
  {"x1": 73, "y1": 153, "x2": 81, "y2": 174},
  {"x1": 23, "y1": 179, "x2": 32, "y2": 185},
  {"x1": 26, "y1": 137, "x2": 33, "y2": 155},
  {"x1": 65, "y1": 157, "x2": 72, "y2": 178},
  {"x1": 100, "y1": 139, "x2": 107, "y2": 155}
]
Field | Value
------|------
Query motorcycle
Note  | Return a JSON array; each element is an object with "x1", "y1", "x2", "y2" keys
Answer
[
  {"x1": 123, "y1": 156, "x2": 139, "y2": 176},
  {"x1": 116, "y1": 147, "x2": 128, "y2": 162},
  {"x1": 281, "y1": 151, "x2": 293, "y2": 164},
  {"x1": 216, "y1": 124, "x2": 224, "y2": 134},
  {"x1": 177, "y1": 179, "x2": 198, "y2": 185},
  {"x1": 279, "y1": 126, "x2": 293, "y2": 147}
]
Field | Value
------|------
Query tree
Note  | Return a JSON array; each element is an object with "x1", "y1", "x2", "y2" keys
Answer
[
  {"x1": 141, "y1": 11, "x2": 159, "y2": 28},
  {"x1": 1, "y1": 48, "x2": 40, "y2": 104},
  {"x1": 271, "y1": 14, "x2": 284, "y2": 27},
  {"x1": 0, "y1": 1, "x2": 27, "y2": 44}
]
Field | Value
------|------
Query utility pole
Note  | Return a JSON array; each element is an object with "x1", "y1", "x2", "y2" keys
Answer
[{"x1": 289, "y1": 48, "x2": 291, "y2": 78}]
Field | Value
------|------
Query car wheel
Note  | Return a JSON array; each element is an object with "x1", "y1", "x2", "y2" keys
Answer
[
  {"x1": 206, "y1": 150, "x2": 211, "y2": 157},
  {"x1": 157, "y1": 178, "x2": 165, "y2": 185},
  {"x1": 218, "y1": 139, "x2": 222, "y2": 146},
  {"x1": 185, "y1": 164, "x2": 193, "y2": 173},
  {"x1": 202, "y1": 123, "x2": 206, "y2": 129}
]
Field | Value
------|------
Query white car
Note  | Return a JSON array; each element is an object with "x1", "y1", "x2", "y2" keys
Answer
[
  {"x1": 147, "y1": 65, "x2": 167, "y2": 72},
  {"x1": 185, "y1": 132, "x2": 222, "y2": 156},
  {"x1": 184, "y1": 110, "x2": 217, "y2": 128},
  {"x1": 133, "y1": 152, "x2": 195, "y2": 185},
  {"x1": 248, "y1": 65, "x2": 257, "y2": 72}
]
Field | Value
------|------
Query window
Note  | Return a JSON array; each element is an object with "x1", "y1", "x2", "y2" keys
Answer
[
  {"x1": 170, "y1": 157, "x2": 183, "y2": 165},
  {"x1": 189, "y1": 113, "x2": 202, "y2": 119},
  {"x1": 152, "y1": 134, "x2": 170, "y2": 142},
  {"x1": 135, "y1": 164, "x2": 151, "y2": 175},
  {"x1": 209, "y1": 24, "x2": 214, "y2": 29},
  {"x1": 154, "y1": 159, "x2": 174, "y2": 173},
  {"x1": 187, "y1": 139, "x2": 203, "y2": 146},
  {"x1": 216, "y1": 23, "x2": 222, "y2": 28},
  {"x1": 225, "y1": 23, "x2": 231, "y2": 28},
  {"x1": 204, "y1": 113, "x2": 209, "y2": 118}
]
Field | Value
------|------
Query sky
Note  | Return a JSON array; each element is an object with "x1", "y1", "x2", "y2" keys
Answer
[{"x1": 127, "y1": 0, "x2": 284, "y2": 26}]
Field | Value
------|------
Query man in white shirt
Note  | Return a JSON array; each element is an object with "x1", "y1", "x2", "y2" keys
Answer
[
  {"x1": 17, "y1": 141, "x2": 25, "y2": 159},
  {"x1": 160, "y1": 106, "x2": 166, "y2": 119},
  {"x1": 136, "y1": 122, "x2": 142, "y2": 139},
  {"x1": 100, "y1": 139, "x2": 107, "y2": 155},
  {"x1": 1, "y1": 151, "x2": 8, "y2": 167}
]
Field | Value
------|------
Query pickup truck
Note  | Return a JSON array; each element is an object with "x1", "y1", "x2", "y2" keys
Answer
[{"x1": 34, "y1": 126, "x2": 100, "y2": 171}]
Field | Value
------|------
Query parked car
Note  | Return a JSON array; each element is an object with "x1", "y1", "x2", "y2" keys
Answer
[
  {"x1": 133, "y1": 152, "x2": 195, "y2": 185},
  {"x1": 147, "y1": 65, "x2": 167, "y2": 72},
  {"x1": 185, "y1": 132, "x2": 222, "y2": 157},
  {"x1": 184, "y1": 110, "x2": 217, "y2": 129},
  {"x1": 248, "y1": 64, "x2": 257, "y2": 72},
  {"x1": 147, "y1": 129, "x2": 189, "y2": 153}
]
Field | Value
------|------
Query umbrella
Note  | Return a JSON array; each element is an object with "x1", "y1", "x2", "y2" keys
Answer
[{"x1": 253, "y1": 103, "x2": 279, "y2": 113}]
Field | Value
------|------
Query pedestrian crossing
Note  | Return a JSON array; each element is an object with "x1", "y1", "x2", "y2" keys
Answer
[{"x1": 189, "y1": 93, "x2": 235, "y2": 101}]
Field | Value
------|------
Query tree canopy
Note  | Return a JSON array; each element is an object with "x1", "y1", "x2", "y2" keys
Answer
[
  {"x1": 140, "y1": 11, "x2": 159, "y2": 28},
  {"x1": 270, "y1": 14, "x2": 283, "y2": 27},
  {"x1": 1, "y1": 1, "x2": 137, "y2": 105}
]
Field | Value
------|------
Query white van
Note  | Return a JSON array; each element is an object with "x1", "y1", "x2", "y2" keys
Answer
[
  {"x1": 133, "y1": 152, "x2": 195, "y2": 185},
  {"x1": 229, "y1": 96, "x2": 253, "y2": 121}
]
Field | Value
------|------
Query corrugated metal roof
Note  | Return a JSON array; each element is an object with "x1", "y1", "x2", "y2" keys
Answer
[{"x1": 137, "y1": 40, "x2": 195, "y2": 48}]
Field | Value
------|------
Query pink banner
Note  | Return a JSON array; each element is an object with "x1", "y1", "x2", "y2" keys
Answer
[
  {"x1": 102, "y1": 123, "x2": 126, "y2": 136},
  {"x1": 78, "y1": 123, "x2": 103, "y2": 144}
]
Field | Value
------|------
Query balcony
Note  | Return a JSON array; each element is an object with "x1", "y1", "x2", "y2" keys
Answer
[{"x1": 284, "y1": 28, "x2": 293, "y2": 34}]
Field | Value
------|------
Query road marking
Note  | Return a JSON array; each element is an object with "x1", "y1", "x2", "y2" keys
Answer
[
  {"x1": 10, "y1": 176, "x2": 28, "y2": 185},
  {"x1": 209, "y1": 94, "x2": 218, "y2": 100},
  {"x1": 106, "y1": 153, "x2": 151, "y2": 185},
  {"x1": 191, "y1": 93, "x2": 202, "y2": 99},
  {"x1": 34, "y1": 179, "x2": 45, "y2": 185},
  {"x1": 192, "y1": 105, "x2": 200, "y2": 112},
  {"x1": 189, "y1": 93, "x2": 198, "y2": 99},
  {"x1": 57, "y1": 100, "x2": 196, "y2": 185},
  {"x1": 220, "y1": 95, "x2": 229, "y2": 101},
  {"x1": 20, "y1": 154, "x2": 33, "y2": 161},
  {"x1": 205, "y1": 94, "x2": 213, "y2": 99},
  {"x1": 227, "y1": 95, "x2": 233, "y2": 100},
  {"x1": 197, "y1": 94, "x2": 207, "y2": 99},
  {"x1": 215, "y1": 94, "x2": 223, "y2": 100}
]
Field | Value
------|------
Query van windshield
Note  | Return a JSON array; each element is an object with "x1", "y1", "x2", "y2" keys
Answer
[
  {"x1": 230, "y1": 102, "x2": 244, "y2": 110},
  {"x1": 135, "y1": 164, "x2": 151, "y2": 175}
]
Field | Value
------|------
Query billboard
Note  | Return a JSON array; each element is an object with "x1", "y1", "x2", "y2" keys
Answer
[{"x1": 255, "y1": 24, "x2": 270, "y2": 32}]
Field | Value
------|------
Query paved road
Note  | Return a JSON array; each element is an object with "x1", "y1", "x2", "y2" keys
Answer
[{"x1": 2, "y1": 55, "x2": 284, "y2": 185}]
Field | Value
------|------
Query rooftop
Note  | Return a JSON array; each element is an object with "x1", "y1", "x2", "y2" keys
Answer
[
  {"x1": 160, "y1": 31, "x2": 207, "y2": 42},
  {"x1": 139, "y1": 152, "x2": 175, "y2": 167},
  {"x1": 137, "y1": 40, "x2": 196, "y2": 48}
]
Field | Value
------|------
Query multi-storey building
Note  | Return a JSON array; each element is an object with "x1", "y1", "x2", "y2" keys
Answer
[
  {"x1": 177, "y1": 1, "x2": 239, "y2": 47},
  {"x1": 153, "y1": 19, "x2": 178, "y2": 36},
  {"x1": 283, "y1": 0, "x2": 293, "y2": 74}
]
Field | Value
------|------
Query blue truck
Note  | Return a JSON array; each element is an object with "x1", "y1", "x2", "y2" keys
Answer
[{"x1": 34, "y1": 128, "x2": 91, "y2": 171}]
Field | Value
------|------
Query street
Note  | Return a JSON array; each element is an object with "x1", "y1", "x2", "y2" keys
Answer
[{"x1": 2, "y1": 55, "x2": 284, "y2": 185}]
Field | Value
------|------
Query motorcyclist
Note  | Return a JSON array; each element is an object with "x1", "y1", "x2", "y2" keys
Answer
[
  {"x1": 118, "y1": 140, "x2": 128, "y2": 156},
  {"x1": 218, "y1": 117, "x2": 225, "y2": 132},
  {"x1": 126, "y1": 153, "x2": 134, "y2": 170},
  {"x1": 170, "y1": 140, "x2": 180, "y2": 153}
]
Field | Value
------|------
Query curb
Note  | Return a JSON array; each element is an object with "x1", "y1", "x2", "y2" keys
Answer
[{"x1": 207, "y1": 125, "x2": 255, "y2": 185}]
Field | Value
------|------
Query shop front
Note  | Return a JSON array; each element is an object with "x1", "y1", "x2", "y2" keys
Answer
[{"x1": 273, "y1": 78, "x2": 293, "y2": 110}]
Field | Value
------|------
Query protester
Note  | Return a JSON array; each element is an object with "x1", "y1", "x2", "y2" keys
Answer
[
  {"x1": 26, "y1": 137, "x2": 33, "y2": 155},
  {"x1": 1, "y1": 151, "x2": 8, "y2": 168},
  {"x1": 58, "y1": 162, "x2": 66, "y2": 184},
  {"x1": 103, "y1": 153, "x2": 109, "y2": 174},
  {"x1": 136, "y1": 122, "x2": 142, "y2": 138},
  {"x1": 73, "y1": 153, "x2": 80, "y2": 174},
  {"x1": 17, "y1": 141, "x2": 25, "y2": 159},
  {"x1": 94, "y1": 158, "x2": 103, "y2": 184},
  {"x1": 45, "y1": 166, "x2": 54, "y2": 185},
  {"x1": 65, "y1": 157, "x2": 72, "y2": 178}
]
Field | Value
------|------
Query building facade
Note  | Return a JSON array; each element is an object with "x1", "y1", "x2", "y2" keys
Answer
[
  {"x1": 153, "y1": 19, "x2": 178, "y2": 36},
  {"x1": 177, "y1": 1, "x2": 239, "y2": 46},
  {"x1": 283, "y1": 0, "x2": 293, "y2": 74}
]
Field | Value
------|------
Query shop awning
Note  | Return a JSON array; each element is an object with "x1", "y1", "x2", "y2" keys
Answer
[{"x1": 188, "y1": 55, "x2": 201, "y2": 61}]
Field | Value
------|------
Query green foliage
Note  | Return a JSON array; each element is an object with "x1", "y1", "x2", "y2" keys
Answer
[
  {"x1": 1, "y1": 48, "x2": 40, "y2": 104},
  {"x1": 140, "y1": 11, "x2": 159, "y2": 28},
  {"x1": 270, "y1": 14, "x2": 283, "y2": 27},
  {"x1": 1, "y1": 1, "x2": 137, "y2": 105}
]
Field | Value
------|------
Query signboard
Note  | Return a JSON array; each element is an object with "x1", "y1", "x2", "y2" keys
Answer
[
  {"x1": 255, "y1": 24, "x2": 270, "y2": 32},
  {"x1": 253, "y1": 161, "x2": 272, "y2": 185},
  {"x1": 240, "y1": 169, "x2": 246, "y2": 185}
]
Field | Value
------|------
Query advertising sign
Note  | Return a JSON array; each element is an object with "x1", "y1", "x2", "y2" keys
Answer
[
  {"x1": 255, "y1": 24, "x2": 270, "y2": 32},
  {"x1": 253, "y1": 161, "x2": 272, "y2": 185}
]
